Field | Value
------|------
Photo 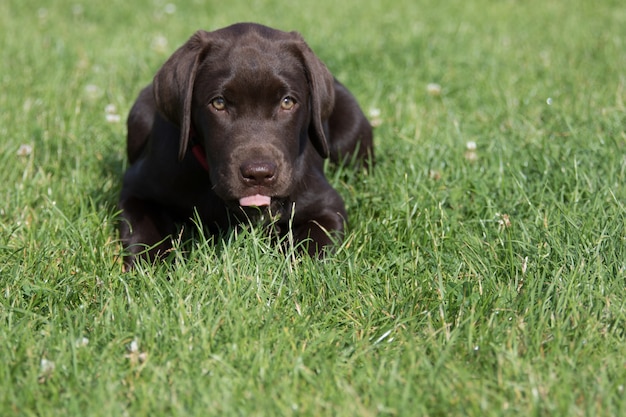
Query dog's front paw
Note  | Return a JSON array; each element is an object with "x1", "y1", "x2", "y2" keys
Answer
[{"x1": 292, "y1": 212, "x2": 345, "y2": 258}]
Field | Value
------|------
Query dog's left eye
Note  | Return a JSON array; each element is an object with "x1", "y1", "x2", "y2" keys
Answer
[
  {"x1": 211, "y1": 97, "x2": 226, "y2": 111},
  {"x1": 280, "y1": 96, "x2": 296, "y2": 111}
]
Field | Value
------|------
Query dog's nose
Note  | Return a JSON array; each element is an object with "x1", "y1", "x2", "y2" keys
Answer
[{"x1": 240, "y1": 161, "x2": 277, "y2": 186}]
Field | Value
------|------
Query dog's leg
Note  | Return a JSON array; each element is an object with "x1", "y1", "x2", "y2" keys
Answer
[
  {"x1": 327, "y1": 81, "x2": 374, "y2": 166},
  {"x1": 289, "y1": 186, "x2": 347, "y2": 257},
  {"x1": 291, "y1": 212, "x2": 345, "y2": 257},
  {"x1": 118, "y1": 196, "x2": 176, "y2": 269}
]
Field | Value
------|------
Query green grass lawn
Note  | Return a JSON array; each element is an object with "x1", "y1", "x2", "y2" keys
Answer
[{"x1": 1, "y1": 0, "x2": 625, "y2": 415}]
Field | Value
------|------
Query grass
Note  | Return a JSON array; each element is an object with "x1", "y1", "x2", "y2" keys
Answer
[{"x1": 1, "y1": 0, "x2": 625, "y2": 415}]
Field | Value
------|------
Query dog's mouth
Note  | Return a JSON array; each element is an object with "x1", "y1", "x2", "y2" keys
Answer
[
  {"x1": 239, "y1": 194, "x2": 272, "y2": 207},
  {"x1": 232, "y1": 194, "x2": 288, "y2": 216},
  {"x1": 232, "y1": 194, "x2": 288, "y2": 225}
]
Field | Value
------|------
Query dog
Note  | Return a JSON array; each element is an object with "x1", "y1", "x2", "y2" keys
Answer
[{"x1": 118, "y1": 23, "x2": 373, "y2": 268}]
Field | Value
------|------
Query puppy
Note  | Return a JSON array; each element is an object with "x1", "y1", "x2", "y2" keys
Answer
[{"x1": 118, "y1": 23, "x2": 373, "y2": 267}]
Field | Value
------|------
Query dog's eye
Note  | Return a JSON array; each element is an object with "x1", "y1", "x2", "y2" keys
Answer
[
  {"x1": 211, "y1": 97, "x2": 226, "y2": 111},
  {"x1": 280, "y1": 96, "x2": 296, "y2": 111}
]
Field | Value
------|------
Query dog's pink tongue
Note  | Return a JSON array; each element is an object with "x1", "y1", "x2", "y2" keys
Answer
[{"x1": 239, "y1": 194, "x2": 271, "y2": 207}]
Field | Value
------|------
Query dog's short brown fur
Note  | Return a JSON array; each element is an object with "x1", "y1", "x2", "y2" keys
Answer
[{"x1": 119, "y1": 23, "x2": 373, "y2": 267}]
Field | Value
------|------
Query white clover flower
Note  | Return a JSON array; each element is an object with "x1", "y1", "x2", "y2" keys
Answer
[
  {"x1": 105, "y1": 104, "x2": 121, "y2": 123},
  {"x1": 368, "y1": 107, "x2": 382, "y2": 127},
  {"x1": 38, "y1": 358, "x2": 55, "y2": 383},
  {"x1": 84, "y1": 84, "x2": 103, "y2": 100},
  {"x1": 429, "y1": 170, "x2": 441, "y2": 180},
  {"x1": 151, "y1": 35, "x2": 169, "y2": 53},
  {"x1": 40, "y1": 358, "x2": 55, "y2": 373},
  {"x1": 464, "y1": 141, "x2": 478, "y2": 162},
  {"x1": 76, "y1": 337, "x2": 90, "y2": 348},
  {"x1": 126, "y1": 338, "x2": 148, "y2": 364},
  {"x1": 497, "y1": 213, "x2": 512, "y2": 229},
  {"x1": 129, "y1": 339, "x2": 139, "y2": 353},
  {"x1": 164, "y1": 3, "x2": 177, "y2": 14},
  {"x1": 426, "y1": 83, "x2": 442, "y2": 97},
  {"x1": 106, "y1": 113, "x2": 121, "y2": 123},
  {"x1": 17, "y1": 144, "x2": 33, "y2": 157}
]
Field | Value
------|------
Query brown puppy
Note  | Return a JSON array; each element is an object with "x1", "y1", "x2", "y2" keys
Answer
[{"x1": 119, "y1": 23, "x2": 373, "y2": 268}]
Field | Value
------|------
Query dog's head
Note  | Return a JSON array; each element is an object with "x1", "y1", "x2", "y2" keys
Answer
[{"x1": 152, "y1": 23, "x2": 335, "y2": 209}]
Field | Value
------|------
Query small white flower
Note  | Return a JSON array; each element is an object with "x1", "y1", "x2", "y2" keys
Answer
[
  {"x1": 84, "y1": 84, "x2": 102, "y2": 100},
  {"x1": 464, "y1": 141, "x2": 478, "y2": 162},
  {"x1": 152, "y1": 35, "x2": 169, "y2": 53},
  {"x1": 164, "y1": 3, "x2": 177, "y2": 14},
  {"x1": 40, "y1": 358, "x2": 55, "y2": 373},
  {"x1": 17, "y1": 144, "x2": 33, "y2": 157},
  {"x1": 129, "y1": 339, "x2": 139, "y2": 353},
  {"x1": 76, "y1": 337, "x2": 90, "y2": 348},
  {"x1": 429, "y1": 170, "x2": 441, "y2": 180},
  {"x1": 38, "y1": 358, "x2": 55, "y2": 383},
  {"x1": 23, "y1": 98, "x2": 34, "y2": 112},
  {"x1": 497, "y1": 213, "x2": 512, "y2": 229},
  {"x1": 546, "y1": 97, "x2": 553, "y2": 105},
  {"x1": 105, "y1": 104, "x2": 121, "y2": 123},
  {"x1": 426, "y1": 83, "x2": 442, "y2": 96},
  {"x1": 126, "y1": 338, "x2": 148, "y2": 364},
  {"x1": 368, "y1": 107, "x2": 382, "y2": 127},
  {"x1": 106, "y1": 113, "x2": 121, "y2": 123}
]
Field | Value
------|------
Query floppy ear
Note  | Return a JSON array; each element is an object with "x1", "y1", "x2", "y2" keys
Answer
[
  {"x1": 292, "y1": 35, "x2": 335, "y2": 158},
  {"x1": 153, "y1": 30, "x2": 212, "y2": 161}
]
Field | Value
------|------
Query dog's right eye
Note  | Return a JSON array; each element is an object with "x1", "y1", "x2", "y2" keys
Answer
[
  {"x1": 280, "y1": 96, "x2": 296, "y2": 111},
  {"x1": 211, "y1": 97, "x2": 226, "y2": 111}
]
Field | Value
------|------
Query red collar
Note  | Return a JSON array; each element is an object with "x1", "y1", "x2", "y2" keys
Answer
[
  {"x1": 192, "y1": 143, "x2": 209, "y2": 172},
  {"x1": 189, "y1": 127, "x2": 209, "y2": 172}
]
